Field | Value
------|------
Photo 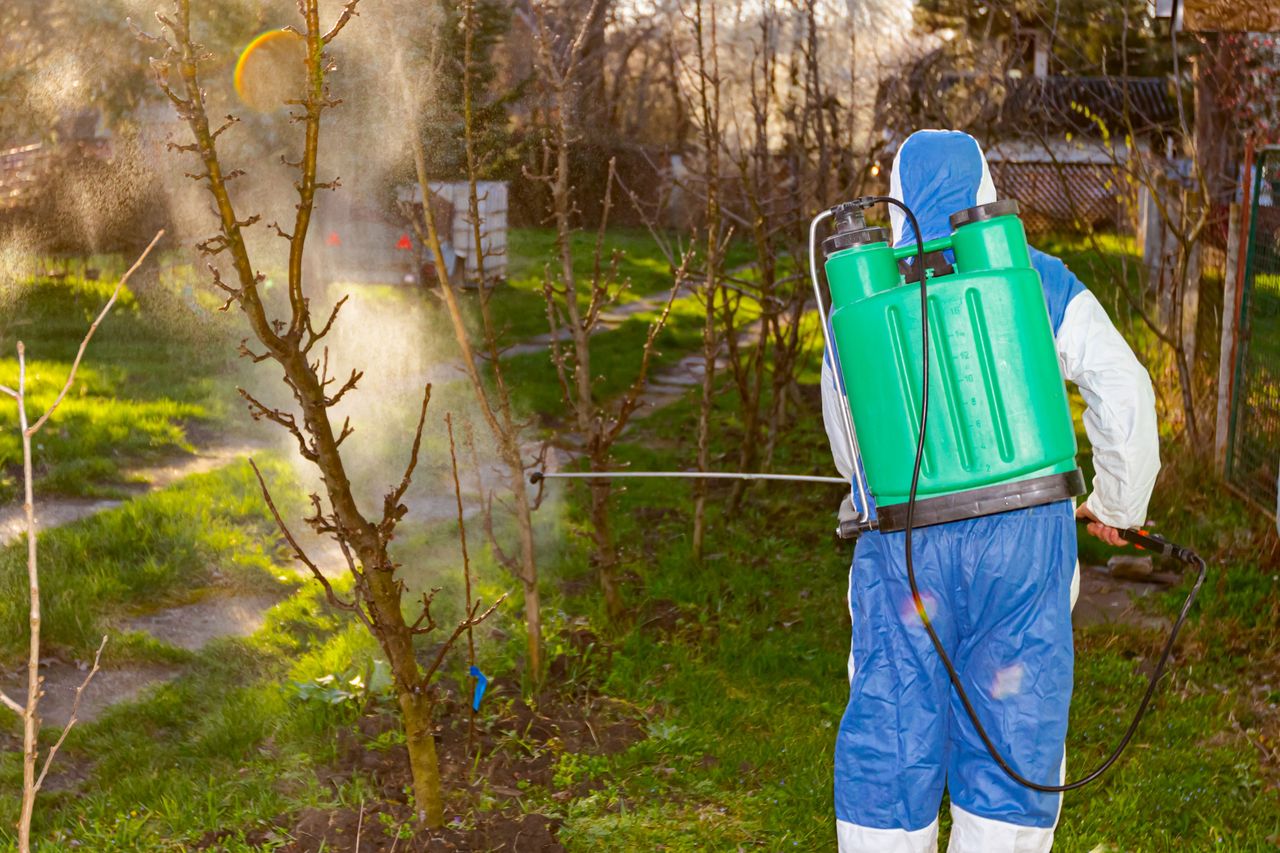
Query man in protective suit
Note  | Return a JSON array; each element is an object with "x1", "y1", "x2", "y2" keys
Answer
[{"x1": 822, "y1": 130, "x2": 1160, "y2": 853}]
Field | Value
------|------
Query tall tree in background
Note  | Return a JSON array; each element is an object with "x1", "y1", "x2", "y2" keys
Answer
[
  {"x1": 688, "y1": 0, "x2": 724, "y2": 562},
  {"x1": 416, "y1": 0, "x2": 522, "y2": 180},
  {"x1": 915, "y1": 0, "x2": 1170, "y2": 76}
]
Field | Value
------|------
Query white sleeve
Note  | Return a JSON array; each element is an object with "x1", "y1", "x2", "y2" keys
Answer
[
  {"x1": 821, "y1": 352, "x2": 855, "y2": 481},
  {"x1": 1055, "y1": 290, "x2": 1160, "y2": 529}
]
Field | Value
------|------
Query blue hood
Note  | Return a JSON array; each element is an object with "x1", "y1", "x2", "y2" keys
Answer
[{"x1": 889, "y1": 130, "x2": 996, "y2": 249}]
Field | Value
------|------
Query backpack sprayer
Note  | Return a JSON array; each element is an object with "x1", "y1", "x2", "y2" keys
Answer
[{"x1": 531, "y1": 196, "x2": 1207, "y2": 792}]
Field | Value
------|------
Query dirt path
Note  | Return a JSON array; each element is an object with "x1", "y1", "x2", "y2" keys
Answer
[
  {"x1": 0, "y1": 442, "x2": 261, "y2": 548},
  {"x1": 0, "y1": 590, "x2": 289, "y2": 727},
  {"x1": 1075, "y1": 563, "x2": 1174, "y2": 631}
]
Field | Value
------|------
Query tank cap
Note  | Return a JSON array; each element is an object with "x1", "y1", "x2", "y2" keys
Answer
[
  {"x1": 823, "y1": 226, "x2": 890, "y2": 257},
  {"x1": 824, "y1": 202, "x2": 889, "y2": 256},
  {"x1": 949, "y1": 199, "x2": 1020, "y2": 230}
]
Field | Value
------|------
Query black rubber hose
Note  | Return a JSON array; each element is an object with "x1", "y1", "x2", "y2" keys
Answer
[{"x1": 864, "y1": 194, "x2": 1207, "y2": 792}]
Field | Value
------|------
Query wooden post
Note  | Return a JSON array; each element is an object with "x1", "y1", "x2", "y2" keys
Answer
[
  {"x1": 1214, "y1": 138, "x2": 1255, "y2": 473},
  {"x1": 1214, "y1": 202, "x2": 1241, "y2": 470}
]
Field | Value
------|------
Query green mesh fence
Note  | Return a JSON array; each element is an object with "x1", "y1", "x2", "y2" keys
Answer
[{"x1": 1227, "y1": 149, "x2": 1280, "y2": 518}]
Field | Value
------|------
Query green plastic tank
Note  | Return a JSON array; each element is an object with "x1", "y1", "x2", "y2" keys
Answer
[{"x1": 823, "y1": 200, "x2": 1079, "y2": 513}]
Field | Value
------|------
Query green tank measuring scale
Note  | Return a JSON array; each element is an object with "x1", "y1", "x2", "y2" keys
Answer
[{"x1": 810, "y1": 197, "x2": 1084, "y2": 536}]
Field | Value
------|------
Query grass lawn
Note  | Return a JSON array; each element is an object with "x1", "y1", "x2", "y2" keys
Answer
[
  {"x1": 0, "y1": 273, "x2": 235, "y2": 503},
  {"x1": 0, "y1": 227, "x2": 1276, "y2": 851},
  {"x1": 470, "y1": 227, "x2": 753, "y2": 344}
]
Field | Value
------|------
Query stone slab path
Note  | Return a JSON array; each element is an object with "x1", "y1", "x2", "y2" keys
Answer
[
  {"x1": 121, "y1": 592, "x2": 284, "y2": 652},
  {"x1": 6, "y1": 664, "x2": 184, "y2": 730},
  {"x1": 0, "y1": 442, "x2": 261, "y2": 548}
]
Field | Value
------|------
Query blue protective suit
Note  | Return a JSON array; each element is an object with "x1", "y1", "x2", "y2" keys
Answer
[{"x1": 821, "y1": 131, "x2": 1160, "y2": 853}]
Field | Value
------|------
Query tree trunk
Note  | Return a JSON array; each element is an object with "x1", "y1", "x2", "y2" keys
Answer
[
  {"x1": 511, "y1": 474, "x2": 543, "y2": 677},
  {"x1": 691, "y1": 0, "x2": 720, "y2": 564},
  {"x1": 399, "y1": 690, "x2": 444, "y2": 827},
  {"x1": 693, "y1": 290, "x2": 716, "y2": 563},
  {"x1": 588, "y1": 475, "x2": 623, "y2": 619},
  {"x1": 521, "y1": 576, "x2": 543, "y2": 678}
]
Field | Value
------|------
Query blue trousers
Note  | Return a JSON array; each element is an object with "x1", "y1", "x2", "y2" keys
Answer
[{"x1": 834, "y1": 500, "x2": 1077, "y2": 846}]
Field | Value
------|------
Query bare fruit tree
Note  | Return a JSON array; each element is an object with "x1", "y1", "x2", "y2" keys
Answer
[
  {"x1": 141, "y1": 1, "x2": 501, "y2": 827},
  {"x1": 398, "y1": 0, "x2": 547, "y2": 676},
  {"x1": 526, "y1": 0, "x2": 687, "y2": 617},
  {"x1": 0, "y1": 231, "x2": 161, "y2": 853},
  {"x1": 688, "y1": 0, "x2": 726, "y2": 562}
]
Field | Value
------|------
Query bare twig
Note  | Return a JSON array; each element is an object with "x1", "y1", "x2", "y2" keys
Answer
[
  {"x1": 397, "y1": 0, "x2": 545, "y2": 676},
  {"x1": 381, "y1": 384, "x2": 432, "y2": 535},
  {"x1": 323, "y1": 0, "x2": 362, "y2": 44},
  {"x1": 248, "y1": 458, "x2": 371, "y2": 629},
  {"x1": 32, "y1": 636, "x2": 108, "y2": 793},
  {"x1": 0, "y1": 691, "x2": 23, "y2": 715},
  {"x1": 419, "y1": 595, "x2": 508, "y2": 690},
  {"x1": 446, "y1": 413, "x2": 479, "y2": 757},
  {"x1": 5, "y1": 232, "x2": 159, "y2": 853}
]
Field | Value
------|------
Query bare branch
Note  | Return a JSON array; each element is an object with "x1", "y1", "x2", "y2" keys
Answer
[
  {"x1": 419, "y1": 594, "x2": 508, "y2": 689},
  {"x1": 408, "y1": 588, "x2": 441, "y2": 634},
  {"x1": 249, "y1": 459, "x2": 371, "y2": 628},
  {"x1": 323, "y1": 1, "x2": 362, "y2": 44},
  {"x1": 380, "y1": 384, "x2": 432, "y2": 536},
  {"x1": 609, "y1": 248, "x2": 692, "y2": 443},
  {"x1": 31, "y1": 636, "x2": 107, "y2": 794},
  {"x1": 237, "y1": 338, "x2": 272, "y2": 364},
  {"x1": 238, "y1": 388, "x2": 317, "y2": 461},
  {"x1": 0, "y1": 690, "x2": 23, "y2": 715},
  {"x1": 305, "y1": 294, "x2": 349, "y2": 352},
  {"x1": 324, "y1": 369, "x2": 363, "y2": 407},
  {"x1": 445, "y1": 412, "x2": 479, "y2": 746}
]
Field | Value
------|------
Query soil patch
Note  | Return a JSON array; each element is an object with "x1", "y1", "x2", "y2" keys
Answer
[
  {"x1": 1075, "y1": 563, "x2": 1173, "y2": 632},
  {"x1": 218, "y1": 653, "x2": 649, "y2": 852}
]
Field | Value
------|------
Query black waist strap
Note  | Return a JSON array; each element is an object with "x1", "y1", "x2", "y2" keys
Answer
[{"x1": 840, "y1": 469, "x2": 1085, "y2": 539}]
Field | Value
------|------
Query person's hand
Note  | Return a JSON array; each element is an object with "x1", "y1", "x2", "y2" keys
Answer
[{"x1": 1075, "y1": 503, "x2": 1127, "y2": 547}]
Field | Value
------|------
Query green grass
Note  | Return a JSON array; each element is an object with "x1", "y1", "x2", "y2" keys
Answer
[
  {"x1": 0, "y1": 274, "x2": 234, "y2": 503},
  {"x1": 0, "y1": 459, "x2": 294, "y2": 662},
  {"x1": 0, "y1": 454, "x2": 514, "y2": 851},
  {"x1": 477, "y1": 227, "x2": 752, "y2": 343},
  {"x1": 0, "y1": 591, "x2": 384, "y2": 852}
]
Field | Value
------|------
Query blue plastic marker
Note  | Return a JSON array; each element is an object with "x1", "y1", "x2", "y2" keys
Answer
[{"x1": 468, "y1": 665, "x2": 488, "y2": 711}]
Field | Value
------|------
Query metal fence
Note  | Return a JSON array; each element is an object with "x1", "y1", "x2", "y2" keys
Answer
[{"x1": 1226, "y1": 148, "x2": 1280, "y2": 516}]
